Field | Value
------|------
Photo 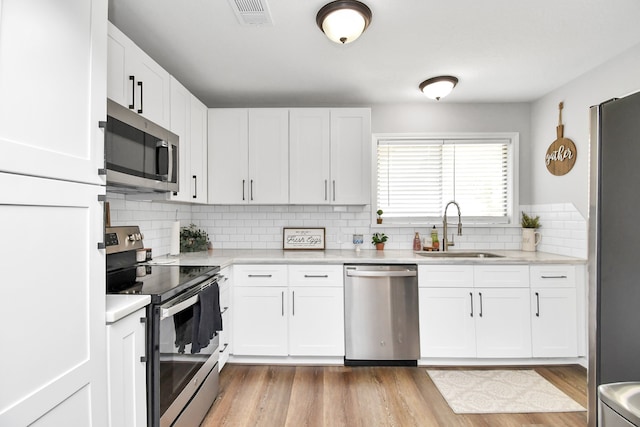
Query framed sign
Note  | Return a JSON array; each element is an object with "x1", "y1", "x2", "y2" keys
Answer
[{"x1": 283, "y1": 228, "x2": 326, "y2": 250}]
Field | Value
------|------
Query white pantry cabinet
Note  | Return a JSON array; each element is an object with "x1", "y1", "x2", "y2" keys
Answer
[
  {"x1": 530, "y1": 265, "x2": 578, "y2": 357},
  {"x1": 419, "y1": 265, "x2": 532, "y2": 358},
  {"x1": 0, "y1": 1, "x2": 108, "y2": 425},
  {"x1": 107, "y1": 22, "x2": 171, "y2": 128},
  {"x1": 232, "y1": 265, "x2": 344, "y2": 357},
  {"x1": 0, "y1": 0, "x2": 106, "y2": 185},
  {"x1": 107, "y1": 308, "x2": 147, "y2": 427},
  {"x1": 289, "y1": 108, "x2": 371, "y2": 204},
  {"x1": 208, "y1": 109, "x2": 289, "y2": 204},
  {"x1": 167, "y1": 77, "x2": 208, "y2": 203}
]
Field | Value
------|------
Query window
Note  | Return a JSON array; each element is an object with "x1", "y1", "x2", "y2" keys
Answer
[{"x1": 374, "y1": 133, "x2": 518, "y2": 226}]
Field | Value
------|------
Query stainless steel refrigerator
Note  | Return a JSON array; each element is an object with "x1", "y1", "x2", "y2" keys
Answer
[{"x1": 588, "y1": 90, "x2": 640, "y2": 426}]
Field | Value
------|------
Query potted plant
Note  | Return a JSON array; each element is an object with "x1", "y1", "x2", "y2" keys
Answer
[
  {"x1": 521, "y1": 212, "x2": 541, "y2": 252},
  {"x1": 371, "y1": 232, "x2": 388, "y2": 250},
  {"x1": 376, "y1": 209, "x2": 384, "y2": 224},
  {"x1": 180, "y1": 223, "x2": 209, "y2": 252}
]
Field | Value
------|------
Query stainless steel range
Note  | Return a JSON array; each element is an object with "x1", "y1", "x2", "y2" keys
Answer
[{"x1": 106, "y1": 226, "x2": 221, "y2": 427}]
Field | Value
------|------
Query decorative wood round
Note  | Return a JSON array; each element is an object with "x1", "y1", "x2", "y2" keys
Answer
[{"x1": 545, "y1": 102, "x2": 577, "y2": 176}]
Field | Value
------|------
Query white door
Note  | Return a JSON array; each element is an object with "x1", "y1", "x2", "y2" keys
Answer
[
  {"x1": 531, "y1": 288, "x2": 578, "y2": 357},
  {"x1": 190, "y1": 96, "x2": 208, "y2": 204},
  {"x1": 232, "y1": 287, "x2": 288, "y2": 356},
  {"x1": 475, "y1": 288, "x2": 532, "y2": 358},
  {"x1": 289, "y1": 109, "x2": 331, "y2": 204},
  {"x1": 419, "y1": 288, "x2": 476, "y2": 358},
  {"x1": 248, "y1": 109, "x2": 289, "y2": 204},
  {"x1": 0, "y1": 173, "x2": 107, "y2": 426},
  {"x1": 330, "y1": 109, "x2": 371, "y2": 204},
  {"x1": 0, "y1": 0, "x2": 107, "y2": 185},
  {"x1": 168, "y1": 77, "x2": 191, "y2": 202},
  {"x1": 289, "y1": 287, "x2": 344, "y2": 356},
  {"x1": 208, "y1": 109, "x2": 249, "y2": 204}
]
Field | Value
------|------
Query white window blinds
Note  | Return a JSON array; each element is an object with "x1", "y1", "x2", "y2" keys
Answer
[{"x1": 376, "y1": 138, "x2": 511, "y2": 223}]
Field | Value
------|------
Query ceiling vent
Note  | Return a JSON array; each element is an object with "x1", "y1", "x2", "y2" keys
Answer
[{"x1": 228, "y1": 0, "x2": 273, "y2": 25}]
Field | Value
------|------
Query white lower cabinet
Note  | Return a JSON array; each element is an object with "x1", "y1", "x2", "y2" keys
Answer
[
  {"x1": 218, "y1": 266, "x2": 232, "y2": 370},
  {"x1": 232, "y1": 264, "x2": 344, "y2": 358},
  {"x1": 419, "y1": 264, "x2": 532, "y2": 359},
  {"x1": 107, "y1": 308, "x2": 147, "y2": 427},
  {"x1": 530, "y1": 265, "x2": 578, "y2": 357}
]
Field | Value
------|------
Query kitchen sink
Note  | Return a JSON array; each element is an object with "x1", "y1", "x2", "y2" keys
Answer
[{"x1": 415, "y1": 251, "x2": 504, "y2": 258}]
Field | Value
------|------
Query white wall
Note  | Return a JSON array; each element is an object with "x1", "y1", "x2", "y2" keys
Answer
[{"x1": 530, "y1": 42, "x2": 640, "y2": 218}]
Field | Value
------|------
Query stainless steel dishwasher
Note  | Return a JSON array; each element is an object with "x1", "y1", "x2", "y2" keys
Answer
[{"x1": 344, "y1": 264, "x2": 420, "y2": 366}]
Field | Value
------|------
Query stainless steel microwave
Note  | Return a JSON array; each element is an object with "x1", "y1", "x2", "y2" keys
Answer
[{"x1": 105, "y1": 99, "x2": 179, "y2": 193}]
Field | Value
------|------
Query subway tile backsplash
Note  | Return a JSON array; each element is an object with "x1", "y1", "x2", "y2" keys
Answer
[{"x1": 107, "y1": 194, "x2": 586, "y2": 259}]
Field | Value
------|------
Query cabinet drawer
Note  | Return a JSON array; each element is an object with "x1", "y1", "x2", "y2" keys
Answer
[
  {"x1": 234, "y1": 264, "x2": 287, "y2": 286},
  {"x1": 474, "y1": 265, "x2": 529, "y2": 288},
  {"x1": 288, "y1": 265, "x2": 343, "y2": 286},
  {"x1": 418, "y1": 265, "x2": 474, "y2": 288},
  {"x1": 530, "y1": 265, "x2": 576, "y2": 287}
]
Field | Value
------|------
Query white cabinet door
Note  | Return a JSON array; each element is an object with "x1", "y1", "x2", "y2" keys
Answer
[
  {"x1": 208, "y1": 109, "x2": 249, "y2": 204},
  {"x1": 248, "y1": 109, "x2": 289, "y2": 204},
  {"x1": 107, "y1": 23, "x2": 171, "y2": 128},
  {"x1": 168, "y1": 77, "x2": 192, "y2": 202},
  {"x1": 330, "y1": 109, "x2": 371, "y2": 204},
  {"x1": 107, "y1": 309, "x2": 147, "y2": 427},
  {"x1": 289, "y1": 109, "x2": 331, "y2": 204},
  {"x1": 190, "y1": 95, "x2": 208, "y2": 204},
  {"x1": 419, "y1": 288, "x2": 476, "y2": 358},
  {"x1": 233, "y1": 286, "x2": 288, "y2": 356},
  {"x1": 531, "y1": 287, "x2": 578, "y2": 357},
  {"x1": 0, "y1": 0, "x2": 106, "y2": 185},
  {"x1": 475, "y1": 288, "x2": 532, "y2": 358},
  {"x1": 289, "y1": 287, "x2": 344, "y2": 356},
  {"x1": 0, "y1": 173, "x2": 106, "y2": 426}
]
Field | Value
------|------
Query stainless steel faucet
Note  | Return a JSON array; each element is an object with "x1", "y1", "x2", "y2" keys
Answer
[{"x1": 443, "y1": 201, "x2": 462, "y2": 251}]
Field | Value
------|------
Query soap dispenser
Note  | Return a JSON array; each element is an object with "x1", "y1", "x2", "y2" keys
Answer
[
  {"x1": 431, "y1": 226, "x2": 439, "y2": 250},
  {"x1": 413, "y1": 232, "x2": 422, "y2": 251}
]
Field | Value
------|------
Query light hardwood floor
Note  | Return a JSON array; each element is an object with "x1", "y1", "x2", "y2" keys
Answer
[{"x1": 202, "y1": 364, "x2": 587, "y2": 427}]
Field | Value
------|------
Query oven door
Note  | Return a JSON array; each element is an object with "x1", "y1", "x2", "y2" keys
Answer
[{"x1": 149, "y1": 278, "x2": 220, "y2": 427}]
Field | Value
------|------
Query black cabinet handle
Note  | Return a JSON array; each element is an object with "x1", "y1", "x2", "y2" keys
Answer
[
  {"x1": 129, "y1": 75, "x2": 135, "y2": 109},
  {"x1": 250, "y1": 179, "x2": 254, "y2": 201},
  {"x1": 193, "y1": 175, "x2": 197, "y2": 199},
  {"x1": 478, "y1": 292, "x2": 483, "y2": 317},
  {"x1": 535, "y1": 292, "x2": 540, "y2": 317},
  {"x1": 469, "y1": 292, "x2": 474, "y2": 317},
  {"x1": 219, "y1": 343, "x2": 229, "y2": 353},
  {"x1": 333, "y1": 180, "x2": 336, "y2": 201},
  {"x1": 137, "y1": 81, "x2": 143, "y2": 114},
  {"x1": 242, "y1": 180, "x2": 245, "y2": 201},
  {"x1": 324, "y1": 180, "x2": 328, "y2": 201},
  {"x1": 541, "y1": 275, "x2": 567, "y2": 279},
  {"x1": 292, "y1": 291, "x2": 295, "y2": 316}
]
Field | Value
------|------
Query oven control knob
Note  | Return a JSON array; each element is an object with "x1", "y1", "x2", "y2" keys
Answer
[{"x1": 127, "y1": 234, "x2": 137, "y2": 242}]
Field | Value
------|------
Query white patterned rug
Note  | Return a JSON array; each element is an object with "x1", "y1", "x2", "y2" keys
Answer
[{"x1": 427, "y1": 369, "x2": 586, "y2": 414}]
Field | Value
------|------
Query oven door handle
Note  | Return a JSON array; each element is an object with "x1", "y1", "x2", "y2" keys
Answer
[{"x1": 160, "y1": 294, "x2": 199, "y2": 320}]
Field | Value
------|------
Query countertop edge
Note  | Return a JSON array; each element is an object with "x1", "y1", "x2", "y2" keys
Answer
[{"x1": 106, "y1": 294, "x2": 151, "y2": 323}]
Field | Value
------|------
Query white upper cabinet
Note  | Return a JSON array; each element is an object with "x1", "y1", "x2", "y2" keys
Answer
[
  {"x1": 289, "y1": 109, "x2": 331, "y2": 204},
  {"x1": 289, "y1": 108, "x2": 371, "y2": 204},
  {"x1": 0, "y1": 0, "x2": 107, "y2": 185},
  {"x1": 167, "y1": 77, "x2": 208, "y2": 203},
  {"x1": 107, "y1": 22, "x2": 171, "y2": 128},
  {"x1": 208, "y1": 108, "x2": 289, "y2": 204},
  {"x1": 330, "y1": 109, "x2": 371, "y2": 204}
]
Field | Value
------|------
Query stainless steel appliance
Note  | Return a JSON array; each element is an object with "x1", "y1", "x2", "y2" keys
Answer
[
  {"x1": 105, "y1": 99, "x2": 179, "y2": 193},
  {"x1": 598, "y1": 383, "x2": 640, "y2": 426},
  {"x1": 589, "y1": 91, "x2": 640, "y2": 426},
  {"x1": 106, "y1": 226, "x2": 221, "y2": 427},
  {"x1": 343, "y1": 264, "x2": 420, "y2": 365}
]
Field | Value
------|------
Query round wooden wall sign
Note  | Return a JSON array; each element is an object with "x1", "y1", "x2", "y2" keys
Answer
[{"x1": 545, "y1": 102, "x2": 577, "y2": 176}]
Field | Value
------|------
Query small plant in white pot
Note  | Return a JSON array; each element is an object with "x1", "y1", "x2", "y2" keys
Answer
[{"x1": 521, "y1": 212, "x2": 541, "y2": 251}]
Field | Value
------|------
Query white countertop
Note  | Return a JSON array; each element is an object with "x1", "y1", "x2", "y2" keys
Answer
[
  {"x1": 106, "y1": 294, "x2": 151, "y2": 323},
  {"x1": 149, "y1": 248, "x2": 585, "y2": 267}
]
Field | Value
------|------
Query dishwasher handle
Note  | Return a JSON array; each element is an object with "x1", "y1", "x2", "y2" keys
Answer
[{"x1": 346, "y1": 269, "x2": 417, "y2": 278}]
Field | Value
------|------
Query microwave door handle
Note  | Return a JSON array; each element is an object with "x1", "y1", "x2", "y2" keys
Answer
[{"x1": 156, "y1": 141, "x2": 169, "y2": 181}]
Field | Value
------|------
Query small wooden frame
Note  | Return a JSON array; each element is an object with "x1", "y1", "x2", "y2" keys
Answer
[{"x1": 283, "y1": 228, "x2": 326, "y2": 250}]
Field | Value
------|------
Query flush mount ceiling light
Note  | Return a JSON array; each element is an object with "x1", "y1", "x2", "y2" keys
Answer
[
  {"x1": 419, "y1": 76, "x2": 459, "y2": 101},
  {"x1": 316, "y1": 0, "x2": 372, "y2": 44}
]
